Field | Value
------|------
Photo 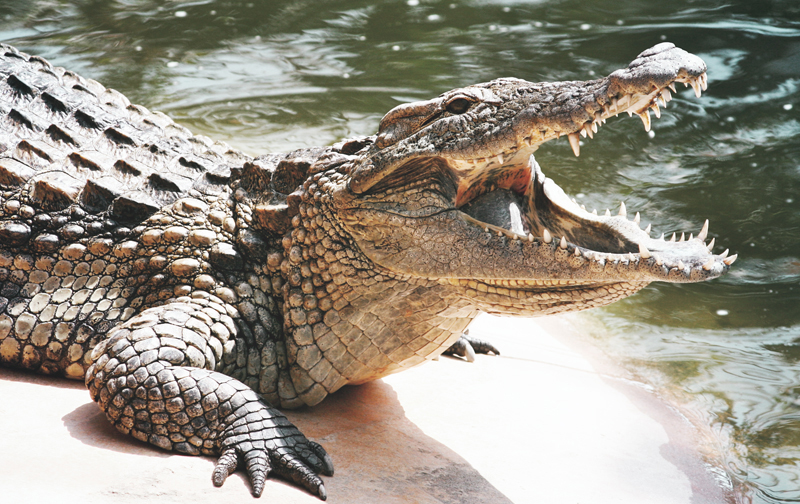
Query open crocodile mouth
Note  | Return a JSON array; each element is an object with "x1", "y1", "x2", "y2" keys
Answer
[
  {"x1": 458, "y1": 155, "x2": 725, "y2": 269},
  {"x1": 454, "y1": 157, "x2": 736, "y2": 285},
  {"x1": 452, "y1": 74, "x2": 736, "y2": 283},
  {"x1": 349, "y1": 43, "x2": 736, "y2": 287}
]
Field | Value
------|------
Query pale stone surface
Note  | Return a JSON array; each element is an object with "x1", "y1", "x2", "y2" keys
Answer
[{"x1": 0, "y1": 314, "x2": 734, "y2": 503}]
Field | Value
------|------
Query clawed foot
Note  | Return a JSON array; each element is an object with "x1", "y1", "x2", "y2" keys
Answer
[
  {"x1": 443, "y1": 331, "x2": 500, "y2": 362},
  {"x1": 86, "y1": 302, "x2": 334, "y2": 500},
  {"x1": 211, "y1": 390, "x2": 334, "y2": 499}
]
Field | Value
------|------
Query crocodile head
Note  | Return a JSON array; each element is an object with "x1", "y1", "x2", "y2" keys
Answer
[{"x1": 315, "y1": 42, "x2": 734, "y2": 319}]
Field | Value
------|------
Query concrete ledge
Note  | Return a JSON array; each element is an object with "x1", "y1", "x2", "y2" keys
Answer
[{"x1": 0, "y1": 314, "x2": 734, "y2": 503}]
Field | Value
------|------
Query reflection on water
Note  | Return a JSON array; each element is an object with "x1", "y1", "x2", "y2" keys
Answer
[{"x1": 1, "y1": 0, "x2": 799, "y2": 502}]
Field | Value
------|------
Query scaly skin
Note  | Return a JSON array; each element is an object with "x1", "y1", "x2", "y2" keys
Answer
[{"x1": 0, "y1": 42, "x2": 734, "y2": 499}]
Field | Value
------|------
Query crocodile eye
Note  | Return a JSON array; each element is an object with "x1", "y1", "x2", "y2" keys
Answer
[{"x1": 445, "y1": 98, "x2": 472, "y2": 115}]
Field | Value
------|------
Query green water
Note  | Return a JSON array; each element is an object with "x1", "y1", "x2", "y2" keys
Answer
[{"x1": 1, "y1": 0, "x2": 798, "y2": 501}]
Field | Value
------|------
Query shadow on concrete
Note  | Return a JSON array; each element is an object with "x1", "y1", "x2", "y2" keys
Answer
[
  {"x1": 44, "y1": 366, "x2": 511, "y2": 504},
  {"x1": 287, "y1": 380, "x2": 514, "y2": 504},
  {"x1": 0, "y1": 365, "x2": 86, "y2": 389}
]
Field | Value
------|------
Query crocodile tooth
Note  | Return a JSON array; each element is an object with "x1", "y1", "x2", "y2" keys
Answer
[
  {"x1": 689, "y1": 233, "x2": 694, "y2": 240},
  {"x1": 633, "y1": 212, "x2": 640, "y2": 225},
  {"x1": 651, "y1": 102, "x2": 661, "y2": 118},
  {"x1": 659, "y1": 233, "x2": 664, "y2": 240},
  {"x1": 698, "y1": 219, "x2": 709, "y2": 241},
  {"x1": 512, "y1": 233, "x2": 519, "y2": 240},
  {"x1": 497, "y1": 229, "x2": 503, "y2": 237},
  {"x1": 560, "y1": 236, "x2": 568, "y2": 249},
  {"x1": 618, "y1": 201, "x2": 626, "y2": 217},
  {"x1": 527, "y1": 234, "x2": 534, "y2": 242},
  {"x1": 580, "y1": 127, "x2": 587, "y2": 138},
  {"x1": 654, "y1": 254, "x2": 663, "y2": 266},
  {"x1": 638, "y1": 243, "x2": 651, "y2": 259},
  {"x1": 627, "y1": 110, "x2": 634, "y2": 117},
  {"x1": 639, "y1": 110, "x2": 651, "y2": 132},
  {"x1": 568, "y1": 133, "x2": 580, "y2": 157},
  {"x1": 496, "y1": 154, "x2": 504, "y2": 164},
  {"x1": 574, "y1": 247, "x2": 581, "y2": 257},
  {"x1": 678, "y1": 260, "x2": 686, "y2": 270},
  {"x1": 605, "y1": 208, "x2": 611, "y2": 217},
  {"x1": 702, "y1": 258, "x2": 716, "y2": 270},
  {"x1": 670, "y1": 233, "x2": 676, "y2": 242},
  {"x1": 592, "y1": 121, "x2": 598, "y2": 133},
  {"x1": 707, "y1": 237, "x2": 715, "y2": 250},
  {"x1": 668, "y1": 82, "x2": 677, "y2": 93},
  {"x1": 679, "y1": 232, "x2": 685, "y2": 242},
  {"x1": 657, "y1": 95, "x2": 667, "y2": 108},
  {"x1": 592, "y1": 209, "x2": 598, "y2": 215},
  {"x1": 720, "y1": 249, "x2": 729, "y2": 259},
  {"x1": 644, "y1": 223, "x2": 652, "y2": 235},
  {"x1": 543, "y1": 229, "x2": 552, "y2": 243},
  {"x1": 700, "y1": 72, "x2": 708, "y2": 91},
  {"x1": 580, "y1": 204, "x2": 586, "y2": 210},
  {"x1": 690, "y1": 78, "x2": 702, "y2": 98},
  {"x1": 723, "y1": 254, "x2": 738, "y2": 265}
]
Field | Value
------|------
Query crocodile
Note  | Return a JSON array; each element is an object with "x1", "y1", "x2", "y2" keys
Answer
[{"x1": 0, "y1": 42, "x2": 734, "y2": 500}]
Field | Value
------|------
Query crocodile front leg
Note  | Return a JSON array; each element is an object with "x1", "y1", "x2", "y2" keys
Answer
[{"x1": 85, "y1": 297, "x2": 333, "y2": 499}]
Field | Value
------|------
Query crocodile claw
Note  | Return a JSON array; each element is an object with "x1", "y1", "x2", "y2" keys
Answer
[{"x1": 209, "y1": 389, "x2": 333, "y2": 499}]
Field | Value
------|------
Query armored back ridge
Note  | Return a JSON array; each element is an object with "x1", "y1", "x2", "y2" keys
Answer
[{"x1": 0, "y1": 42, "x2": 734, "y2": 500}]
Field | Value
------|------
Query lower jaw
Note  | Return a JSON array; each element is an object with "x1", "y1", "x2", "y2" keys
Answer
[{"x1": 463, "y1": 279, "x2": 651, "y2": 317}]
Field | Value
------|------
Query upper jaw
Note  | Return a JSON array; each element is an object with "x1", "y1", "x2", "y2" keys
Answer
[{"x1": 447, "y1": 44, "x2": 709, "y2": 165}]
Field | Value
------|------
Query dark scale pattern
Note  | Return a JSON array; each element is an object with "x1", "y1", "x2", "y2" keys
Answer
[{"x1": 0, "y1": 43, "x2": 246, "y2": 222}]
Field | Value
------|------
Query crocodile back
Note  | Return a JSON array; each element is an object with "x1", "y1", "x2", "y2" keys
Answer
[{"x1": 0, "y1": 44, "x2": 249, "y2": 224}]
